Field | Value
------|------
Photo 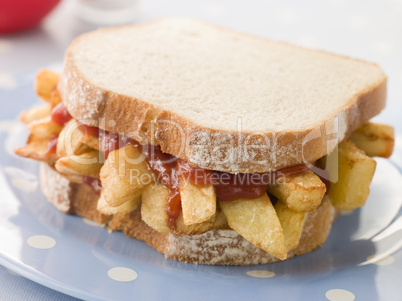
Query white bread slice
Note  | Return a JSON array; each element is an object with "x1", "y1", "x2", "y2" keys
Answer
[
  {"x1": 59, "y1": 18, "x2": 386, "y2": 173},
  {"x1": 40, "y1": 162, "x2": 338, "y2": 265}
]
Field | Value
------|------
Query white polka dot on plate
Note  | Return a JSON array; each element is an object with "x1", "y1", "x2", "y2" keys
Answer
[
  {"x1": 108, "y1": 267, "x2": 138, "y2": 282},
  {"x1": 0, "y1": 73, "x2": 18, "y2": 90},
  {"x1": 366, "y1": 255, "x2": 395, "y2": 266},
  {"x1": 11, "y1": 178, "x2": 38, "y2": 192},
  {"x1": 325, "y1": 289, "x2": 355, "y2": 301},
  {"x1": 27, "y1": 235, "x2": 56, "y2": 249},
  {"x1": 247, "y1": 270, "x2": 275, "y2": 278},
  {"x1": 83, "y1": 218, "x2": 103, "y2": 227},
  {"x1": 347, "y1": 15, "x2": 370, "y2": 30},
  {"x1": 0, "y1": 39, "x2": 12, "y2": 53}
]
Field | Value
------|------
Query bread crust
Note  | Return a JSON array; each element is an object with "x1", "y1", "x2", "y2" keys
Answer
[
  {"x1": 59, "y1": 20, "x2": 387, "y2": 173},
  {"x1": 40, "y1": 163, "x2": 338, "y2": 265}
]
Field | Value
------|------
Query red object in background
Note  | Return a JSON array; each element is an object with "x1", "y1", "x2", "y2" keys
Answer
[{"x1": 0, "y1": 0, "x2": 60, "y2": 34}]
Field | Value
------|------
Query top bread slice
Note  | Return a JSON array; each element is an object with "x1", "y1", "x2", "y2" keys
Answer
[{"x1": 59, "y1": 18, "x2": 386, "y2": 173}]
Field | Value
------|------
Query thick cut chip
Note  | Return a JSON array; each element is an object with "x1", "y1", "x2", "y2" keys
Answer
[
  {"x1": 275, "y1": 201, "x2": 307, "y2": 250},
  {"x1": 80, "y1": 131, "x2": 100, "y2": 150},
  {"x1": 27, "y1": 116, "x2": 63, "y2": 139},
  {"x1": 350, "y1": 122, "x2": 394, "y2": 158},
  {"x1": 210, "y1": 208, "x2": 230, "y2": 230},
  {"x1": 55, "y1": 150, "x2": 103, "y2": 179},
  {"x1": 35, "y1": 70, "x2": 60, "y2": 102},
  {"x1": 49, "y1": 89, "x2": 62, "y2": 108},
  {"x1": 97, "y1": 193, "x2": 140, "y2": 215},
  {"x1": 57, "y1": 120, "x2": 92, "y2": 157},
  {"x1": 219, "y1": 193, "x2": 287, "y2": 260},
  {"x1": 174, "y1": 209, "x2": 228, "y2": 235},
  {"x1": 14, "y1": 134, "x2": 57, "y2": 163},
  {"x1": 326, "y1": 140, "x2": 377, "y2": 210},
  {"x1": 100, "y1": 145, "x2": 154, "y2": 207},
  {"x1": 180, "y1": 178, "x2": 216, "y2": 225},
  {"x1": 20, "y1": 105, "x2": 51, "y2": 124},
  {"x1": 60, "y1": 173, "x2": 84, "y2": 184},
  {"x1": 141, "y1": 183, "x2": 171, "y2": 233},
  {"x1": 175, "y1": 212, "x2": 217, "y2": 235},
  {"x1": 268, "y1": 170, "x2": 326, "y2": 212},
  {"x1": 141, "y1": 183, "x2": 225, "y2": 235}
]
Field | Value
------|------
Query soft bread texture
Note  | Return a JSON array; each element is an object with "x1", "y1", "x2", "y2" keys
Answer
[
  {"x1": 59, "y1": 18, "x2": 386, "y2": 173},
  {"x1": 40, "y1": 163, "x2": 338, "y2": 265}
]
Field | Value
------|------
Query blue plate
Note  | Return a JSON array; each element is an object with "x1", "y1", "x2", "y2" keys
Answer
[{"x1": 1, "y1": 76, "x2": 402, "y2": 301}]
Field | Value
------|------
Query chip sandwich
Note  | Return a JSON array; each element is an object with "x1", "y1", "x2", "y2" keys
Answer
[{"x1": 15, "y1": 18, "x2": 395, "y2": 265}]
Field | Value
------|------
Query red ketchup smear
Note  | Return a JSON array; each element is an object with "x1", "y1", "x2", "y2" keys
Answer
[
  {"x1": 141, "y1": 145, "x2": 181, "y2": 229},
  {"x1": 72, "y1": 121, "x2": 311, "y2": 225},
  {"x1": 83, "y1": 176, "x2": 102, "y2": 195},
  {"x1": 139, "y1": 146, "x2": 311, "y2": 226},
  {"x1": 45, "y1": 134, "x2": 58, "y2": 158},
  {"x1": 77, "y1": 123, "x2": 135, "y2": 158},
  {"x1": 212, "y1": 173, "x2": 271, "y2": 202},
  {"x1": 141, "y1": 147, "x2": 217, "y2": 229},
  {"x1": 275, "y1": 163, "x2": 310, "y2": 178},
  {"x1": 178, "y1": 159, "x2": 213, "y2": 187},
  {"x1": 45, "y1": 103, "x2": 73, "y2": 156},
  {"x1": 212, "y1": 163, "x2": 309, "y2": 202},
  {"x1": 78, "y1": 123, "x2": 99, "y2": 137},
  {"x1": 100, "y1": 130, "x2": 135, "y2": 159},
  {"x1": 50, "y1": 103, "x2": 72, "y2": 125}
]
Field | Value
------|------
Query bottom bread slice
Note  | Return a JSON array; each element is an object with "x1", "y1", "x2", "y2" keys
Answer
[{"x1": 40, "y1": 163, "x2": 338, "y2": 265}]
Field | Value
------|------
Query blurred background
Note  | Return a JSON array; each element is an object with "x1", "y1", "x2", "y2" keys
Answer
[
  {"x1": 0, "y1": 0, "x2": 401, "y2": 131},
  {"x1": 0, "y1": 0, "x2": 401, "y2": 299}
]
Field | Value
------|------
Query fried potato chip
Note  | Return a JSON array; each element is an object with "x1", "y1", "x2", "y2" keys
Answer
[
  {"x1": 97, "y1": 193, "x2": 141, "y2": 215},
  {"x1": 325, "y1": 140, "x2": 377, "y2": 210},
  {"x1": 180, "y1": 178, "x2": 216, "y2": 225},
  {"x1": 20, "y1": 105, "x2": 51, "y2": 124},
  {"x1": 141, "y1": 183, "x2": 170, "y2": 233},
  {"x1": 27, "y1": 116, "x2": 63, "y2": 139},
  {"x1": 14, "y1": 134, "x2": 57, "y2": 163},
  {"x1": 350, "y1": 122, "x2": 394, "y2": 158},
  {"x1": 268, "y1": 170, "x2": 326, "y2": 212},
  {"x1": 275, "y1": 201, "x2": 307, "y2": 250},
  {"x1": 55, "y1": 150, "x2": 103, "y2": 179},
  {"x1": 56, "y1": 120, "x2": 91, "y2": 158},
  {"x1": 49, "y1": 89, "x2": 62, "y2": 108},
  {"x1": 220, "y1": 193, "x2": 287, "y2": 260},
  {"x1": 35, "y1": 70, "x2": 60, "y2": 102},
  {"x1": 100, "y1": 145, "x2": 154, "y2": 207}
]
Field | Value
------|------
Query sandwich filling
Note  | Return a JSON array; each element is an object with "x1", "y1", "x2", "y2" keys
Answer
[
  {"x1": 15, "y1": 70, "x2": 395, "y2": 261},
  {"x1": 49, "y1": 101, "x2": 312, "y2": 228}
]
